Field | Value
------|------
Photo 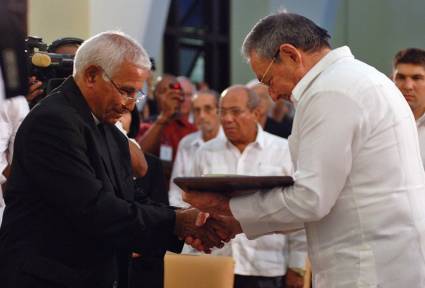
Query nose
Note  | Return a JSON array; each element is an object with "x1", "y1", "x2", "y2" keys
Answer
[
  {"x1": 404, "y1": 78, "x2": 414, "y2": 90},
  {"x1": 220, "y1": 112, "x2": 234, "y2": 125},
  {"x1": 123, "y1": 101, "x2": 136, "y2": 112}
]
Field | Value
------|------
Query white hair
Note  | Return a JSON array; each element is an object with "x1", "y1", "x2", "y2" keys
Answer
[{"x1": 73, "y1": 31, "x2": 151, "y2": 77}]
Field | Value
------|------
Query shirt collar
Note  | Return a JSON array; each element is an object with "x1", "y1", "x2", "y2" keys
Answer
[
  {"x1": 225, "y1": 124, "x2": 265, "y2": 149},
  {"x1": 291, "y1": 46, "x2": 354, "y2": 105},
  {"x1": 416, "y1": 112, "x2": 425, "y2": 127},
  {"x1": 190, "y1": 126, "x2": 225, "y2": 147},
  {"x1": 92, "y1": 113, "x2": 100, "y2": 125},
  {"x1": 190, "y1": 131, "x2": 204, "y2": 148}
]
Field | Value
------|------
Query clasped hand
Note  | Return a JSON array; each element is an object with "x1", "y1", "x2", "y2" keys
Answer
[{"x1": 175, "y1": 208, "x2": 240, "y2": 253}]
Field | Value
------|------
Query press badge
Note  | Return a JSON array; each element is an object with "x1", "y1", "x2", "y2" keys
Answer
[{"x1": 160, "y1": 144, "x2": 173, "y2": 161}]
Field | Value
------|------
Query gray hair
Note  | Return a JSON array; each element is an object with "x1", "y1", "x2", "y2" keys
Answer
[
  {"x1": 73, "y1": 31, "x2": 151, "y2": 77},
  {"x1": 193, "y1": 89, "x2": 220, "y2": 107},
  {"x1": 242, "y1": 12, "x2": 331, "y2": 61},
  {"x1": 220, "y1": 85, "x2": 260, "y2": 110}
]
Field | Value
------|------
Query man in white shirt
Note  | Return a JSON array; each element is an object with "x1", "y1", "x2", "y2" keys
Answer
[
  {"x1": 184, "y1": 12, "x2": 425, "y2": 288},
  {"x1": 169, "y1": 89, "x2": 221, "y2": 208},
  {"x1": 393, "y1": 48, "x2": 425, "y2": 169},
  {"x1": 192, "y1": 85, "x2": 306, "y2": 288}
]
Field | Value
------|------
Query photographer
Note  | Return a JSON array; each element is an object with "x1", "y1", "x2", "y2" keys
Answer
[
  {"x1": 27, "y1": 37, "x2": 83, "y2": 106},
  {"x1": 136, "y1": 74, "x2": 197, "y2": 162}
]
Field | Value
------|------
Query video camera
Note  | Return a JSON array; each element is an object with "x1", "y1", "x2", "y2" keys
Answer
[{"x1": 25, "y1": 36, "x2": 81, "y2": 98}]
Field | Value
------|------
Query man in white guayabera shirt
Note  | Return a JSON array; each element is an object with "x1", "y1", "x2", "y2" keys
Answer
[
  {"x1": 183, "y1": 12, "x2": 425, "y2": 288},
  {"x1": 168, "y1": 89, "x2": 222, "y2": 208},
  {"x1": 393, "y1": 48, "x2": 425, "y2": 170},
  {"x1": 192, "y1": 85, "x2": 307, "y2": 288}
]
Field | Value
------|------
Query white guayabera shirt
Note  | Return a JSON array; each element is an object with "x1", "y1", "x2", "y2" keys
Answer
[
  {"x1": 415, "y1": 113, "x2": 425, "y2": 170},
  {"x1": 230, "y1": 47, "x2": 425, "y2": 288},
  {"x1": 192, "y1": 125, "x2": 307, "y2": 277}
]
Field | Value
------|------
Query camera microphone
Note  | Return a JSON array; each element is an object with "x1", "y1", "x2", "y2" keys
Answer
[
  {"x1": 31, "y1": 52, "x2": 74, "y2": 68},
  {"x1": 31, "y1": 53, "x2": 51, "y2": 67}
]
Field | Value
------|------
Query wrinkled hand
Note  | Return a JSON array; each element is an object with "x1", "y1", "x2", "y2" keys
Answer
[
  {"x1": 27, "y1": 76, "x2": 44, "y2": 102},
  {"x1": 158, "y1": 90, "x2": 183, "y2": 123},
  {"x1": 182, "y1": 191, "x2": 232, "y2": 216},
  {"x1": 174, "y1": 208, "x2": 226, "y2": 253},
  {"x1": 185, "y1": 212, "x2": 242, "y2": 252}
]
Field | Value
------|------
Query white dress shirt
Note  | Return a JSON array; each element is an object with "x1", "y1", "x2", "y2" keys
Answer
[
  {"x1": 0, "y1": 96, "x2": 29, "y2": 224},
  {"x1": 416, "y1": 113, "x2": 425, "y2": 170},
  {"x1": 193, "y1": 125, "x2": 306, "y2": 277},
  {"x1": 230, "y1": 47, "x2": 425, "y2": 287},
  {"x1": 168, "y1": 128, "x2": 224, "y2": 208}
]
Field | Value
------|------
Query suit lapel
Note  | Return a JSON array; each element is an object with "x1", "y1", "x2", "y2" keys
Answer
[
  {"x1": 96, "y1": 124, "x2": 120, "y2": 193},
  {"x1": 104, "y1": 125, "x2": 134, "y2": 201},
  {"x1": 59, "y1": 77, "x2": 133, "y2": 200}
]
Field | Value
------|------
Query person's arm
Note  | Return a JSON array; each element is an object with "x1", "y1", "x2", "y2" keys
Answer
[
  {"x1": 286, "y1": 229, "x2": 308, "y2": 288},
  {"x1": 184, "y1": 92, "x2": 362, "y2": 238},
  {"x1": 115, "y1": 120, "x2": 148, "y2": 178},
  {"x1": 0, "y1": 97, "x2": 29, "y2": 187},
  {"x1": 128, "y1": 139, "x2": 148, "y2": 177},
  {"x1": 229, "y1": 92, "x2": 362, "y2": 238},
  {"x1": 137, "y1": 116, "x2": 168, "y2": 154},
  {"x1": 27, "y1": 111, "x2": 224, "y2": 253},
  {"x1": 138, "y1": 91, "x2": 182, "y2": 154}
]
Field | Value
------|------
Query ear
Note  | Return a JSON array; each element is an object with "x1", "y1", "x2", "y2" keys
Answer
[
  {"x1": 252, "y1": 107, "x2": 261, "y2": 121},
  {"x1": 84, "y1": 65, "x2": 101, "y2": 87},
  {"x1": 278, "y1": 44, "x2": 302, "y2": 65}
]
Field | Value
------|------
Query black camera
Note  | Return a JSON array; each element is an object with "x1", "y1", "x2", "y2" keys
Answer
[{"x1": 26, "y1": 36, "x2": 77, "y2": 97}]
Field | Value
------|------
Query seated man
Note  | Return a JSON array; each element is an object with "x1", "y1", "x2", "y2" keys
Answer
[
  {"x1": 192, "y1": 85, "x2": 307, "y2": 288},
  {"x1": 169, "y1": 89, "x2": 222, "y2": 208}
]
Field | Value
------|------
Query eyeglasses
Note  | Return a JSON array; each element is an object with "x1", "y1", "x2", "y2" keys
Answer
[
  {"x1": 218, "y1": 107, "x2": 248, "y2": 118},
  {"x1": 101, "y1": 67, "x2": 146, "y2": 104},
  {"x1": 259, "y1": 49, "x2": 280, "y2": 86}
]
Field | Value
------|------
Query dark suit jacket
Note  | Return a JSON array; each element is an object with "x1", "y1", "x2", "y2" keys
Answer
[
  {"x1": 0, "y1": 77, "x2": 182, "y2": 288},
  {"x1": 130, "y1": 153, "x2": 169, "y2": 288}
]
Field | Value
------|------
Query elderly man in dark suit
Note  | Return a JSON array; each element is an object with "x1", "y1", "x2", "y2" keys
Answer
[{"x1": 0, "y1": 31, "x2": 226, "y2": 288}]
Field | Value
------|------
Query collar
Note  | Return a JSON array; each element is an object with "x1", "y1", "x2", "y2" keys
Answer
[
  {"x1": 291, "y1": 46, "x2": 354, "y2": 106},
  {"x1": 189, "y1": 131, "x2": 204, "y2": 148},
  {"x1": 60, "y1": 76, "x2": 98, "y2": 129},
  {"x1": 92, "y1": 113, "x2": 100, "y2": 125},
  {"x1": 225, "y1": 124, "x2": 265, "y2": 149},
  {"x1": 416, "y1": 112, "x2": 425, "y2": 127},
  {"x1": 190, "y1": 127, "x2": 225, "y2": 147}
]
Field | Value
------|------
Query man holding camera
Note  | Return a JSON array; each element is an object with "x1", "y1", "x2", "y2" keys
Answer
[
  {"x1": 137, "y1": 74, "x2": 197, "y2": 162},
  {"x1": 26, "y1": 37, "x2": 83, "y2": 105},
  {"x1": 0, "y1": 31, "x2": 228, "y2": 288}
]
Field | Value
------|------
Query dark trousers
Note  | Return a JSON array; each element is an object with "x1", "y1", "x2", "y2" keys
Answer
[{"x1": 234, "y1": 274, "x2": 285, "y2": 288}]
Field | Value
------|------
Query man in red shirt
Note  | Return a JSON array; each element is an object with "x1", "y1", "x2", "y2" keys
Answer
[{"x1": 136, "y1": 74, "x2": 197, "y2": 162}]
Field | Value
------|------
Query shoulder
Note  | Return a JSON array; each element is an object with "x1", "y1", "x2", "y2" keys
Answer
[
  {"x1": 179, "y1": 131, "x2": 202, "y2": 149},
  {"x1": 198, "y1": 136, "x2": 226, "y2": 153},
  {"x1": 21, "y1": 92, "x2": 87, "y2": 139},
  {"x1": 263, "y1": 130, "x2": 289, "y2": 146}
]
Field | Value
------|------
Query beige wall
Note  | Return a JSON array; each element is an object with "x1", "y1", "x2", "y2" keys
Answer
[
  {"x1": 28, "y1": 0, "x2": 90, "y2": 44},
  {"x1": 230, "y1": 0, "x2": 269, "y2": 86}
]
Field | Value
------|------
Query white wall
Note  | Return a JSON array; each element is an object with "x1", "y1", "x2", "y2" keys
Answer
[
  {"x1": 28, "y1": 0, "x2": 90, "y2": 44},
  {"x1": 29, "y1": 0, "x2": 169, "y2": 62}
]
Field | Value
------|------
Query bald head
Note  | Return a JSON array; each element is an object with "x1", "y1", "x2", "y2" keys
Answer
[
  {"x1": 219, "y1": 85, "x2": 260, "y2": 151},
  {"x1": 220, "y1": 85, "x2": 260, "y2": 110}
]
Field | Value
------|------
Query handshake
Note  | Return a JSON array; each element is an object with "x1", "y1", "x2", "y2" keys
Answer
[{"x1": 174, "y1": 207, "x2": 242, "y2": 253}]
